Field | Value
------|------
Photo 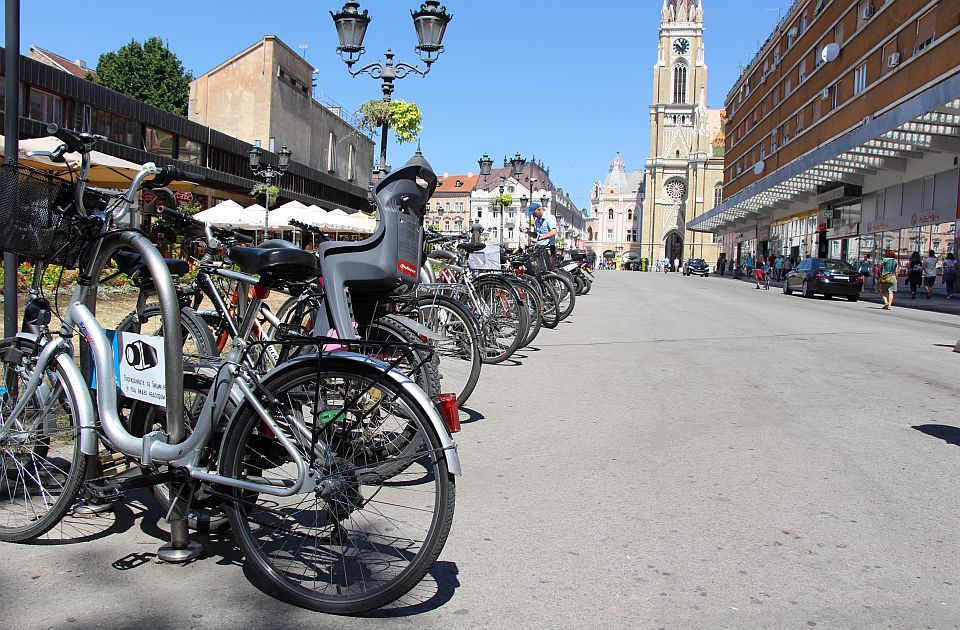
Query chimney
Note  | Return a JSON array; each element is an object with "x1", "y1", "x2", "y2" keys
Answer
[{"x1": 75, "y1": 59, "x2": 87, "y2": 70}]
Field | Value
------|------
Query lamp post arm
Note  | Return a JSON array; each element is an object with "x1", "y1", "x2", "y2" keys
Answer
[
  {"x1": 393, "y1": 60, "x2": 430, "y2": 79},
  {"x1": 345, "y1": 60, "x2": 387, "y2": 79}
]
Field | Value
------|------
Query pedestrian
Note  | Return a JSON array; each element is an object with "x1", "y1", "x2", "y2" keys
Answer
[
  {"x1": 718, "y1": 255, "x2": 726, "y2": 277},
  {"x1": 519, "y1": 202, "x2": 558, "y2": 270},
  {"x1": 878, "y1": 249, "x2": 897, "y2": 310},
  {"x1": 922, "y1": 249, "x2": 938, "y2": 299},
  {"x1": 673, "y1": 256, "x2": 680, "y2": 273},
  {"x1": 774, "y1": 255, "x2": 784, "y2": 281},
  {"x1": 907, "y1": 251, "x2": 922, "y2": 299},
  {"x1": 943, "y1": 252, "x2": 957, "y2": 299},
  {"x1": 754, "y1": 257, "x2": 766, "y2": 289},
  {"x1": 663, "y1": 258, "x2": 670, "y2": 274},
  {"x1": 858, "y1": 254, "x2": 871, "y2": 287}
]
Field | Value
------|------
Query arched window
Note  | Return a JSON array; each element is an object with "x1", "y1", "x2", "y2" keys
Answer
[
  {"x1": 608, "y1": 209, "x2": 614, "y2": 220},
  {"x1": 673, "y1": 63, "x2": 687, "y2": 104},
  {"x1": 627, "y1": 209, "x2": 633, "y2": 220},
  {"x1": 713, "y1": 184, "x2": 723, "y2": 208}
]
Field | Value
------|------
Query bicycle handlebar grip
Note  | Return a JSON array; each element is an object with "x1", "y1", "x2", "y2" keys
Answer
[
  {"x1": 46, "y1": 123, "x2": 85, "y2": 153},
  {"x1": 179, "y1": 170, "x2": 206, "y2": 185},
  {"x1": 232, "y1": 232, "x2": 254, "y2": 244}
]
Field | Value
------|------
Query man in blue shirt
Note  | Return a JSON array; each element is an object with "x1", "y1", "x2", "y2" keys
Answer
[{"x1": 521, "y1": 202, "x2": 558, "y2": 269}]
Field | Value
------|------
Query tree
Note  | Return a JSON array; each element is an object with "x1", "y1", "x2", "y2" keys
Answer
[{"x1": 95, "y1": 37, "x2": 193, "y2": 115}]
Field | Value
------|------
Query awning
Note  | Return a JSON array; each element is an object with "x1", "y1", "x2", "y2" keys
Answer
[{"x1": 689, "y1": 75, "x2": 960, "y2": 234}]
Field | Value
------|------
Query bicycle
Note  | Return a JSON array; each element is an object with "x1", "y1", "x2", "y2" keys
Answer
[{"x1": 0, "y1": 128, "x2": 460, "y2": 613}]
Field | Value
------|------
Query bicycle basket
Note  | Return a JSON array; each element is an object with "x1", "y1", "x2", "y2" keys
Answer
[
  {"x1": 526, "y1": 248, "x2": 548, "y2": 276},
  {"x1": 0, "y1": 163, "x2": 84, "y2": 268}
]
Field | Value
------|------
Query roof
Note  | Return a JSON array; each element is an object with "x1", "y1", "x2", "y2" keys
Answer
[
  {"x1": 29, "y1": 46, "x2": 94, "y2": 79},
  {"x1": 434, "y1": 173, "x2": 479, "y2": 195},
  {"x1": 600, "y1": 153, "x2": 645, "y2": 196}
]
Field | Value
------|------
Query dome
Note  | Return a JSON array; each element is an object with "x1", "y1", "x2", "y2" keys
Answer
[{"x1": 602, "y1": 153, "x2": 629, "y2": 194}]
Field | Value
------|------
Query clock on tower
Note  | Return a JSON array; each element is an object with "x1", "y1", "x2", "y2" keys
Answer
[{"x1": 673, "y1": 38, "x2": 690, "y2": 55}]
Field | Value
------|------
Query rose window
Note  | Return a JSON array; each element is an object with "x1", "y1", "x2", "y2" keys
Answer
[{"x1": 665, "y1": 179, "x2": 687, "y2": 201}]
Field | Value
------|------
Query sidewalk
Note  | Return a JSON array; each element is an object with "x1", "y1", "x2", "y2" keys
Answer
[{"x1": 710, "y1": 271, "x2": 960, "y2": 315}]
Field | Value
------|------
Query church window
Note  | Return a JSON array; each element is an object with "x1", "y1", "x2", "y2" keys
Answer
[
  {"x1": 608, "y1": 209, "x2": 614, "y2": 220},
  {"x1": 665, "y1": 179, "x2": 687, "y2": 202},
  {"x1": 673, "y1": 63, "x2": 687, "y2": 104}
]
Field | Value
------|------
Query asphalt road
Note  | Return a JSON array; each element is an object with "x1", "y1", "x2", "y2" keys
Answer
[{"x1": 3, "y1": 271, "x2": 960, "y2": 629}]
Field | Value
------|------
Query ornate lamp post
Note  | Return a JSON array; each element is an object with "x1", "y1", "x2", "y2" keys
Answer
[
  {"x1": 331, "y1": 1, "x2": 452, "y2": 175},
  {"x1": 249, "y1": 143, "x2": 291, "y2": 241}
]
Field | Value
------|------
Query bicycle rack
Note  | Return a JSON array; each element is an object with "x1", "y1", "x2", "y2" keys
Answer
[{"x1": 81, "y1": 230, "x2": 201, "y2": 563}]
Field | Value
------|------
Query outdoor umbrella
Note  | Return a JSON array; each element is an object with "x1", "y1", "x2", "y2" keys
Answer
[{"x1": 0, "y1": 135, "x2": 196, "y2": 191}]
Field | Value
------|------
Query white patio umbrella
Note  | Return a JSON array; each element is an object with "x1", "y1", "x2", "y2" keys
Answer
[
  {"x1": 193, "y1": 199, "x2": 247, "y2": 225},
  {"x1": 269, "y1": 199, "x2": 309, "y2": 227}
]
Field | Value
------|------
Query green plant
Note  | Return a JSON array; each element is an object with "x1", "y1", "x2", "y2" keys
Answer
[
  {"x1": 355, "y1": 99, "x2": 422, "y2": 144},
  {"x1": 493, "y1": 194, "x2": 513, "y2": 208},
  {"x1": 250, "y1": 183, "x2": 280, "y2": 205},
  {"x1": 178, "y1": 201, "x2": 202, "y2": 215}
]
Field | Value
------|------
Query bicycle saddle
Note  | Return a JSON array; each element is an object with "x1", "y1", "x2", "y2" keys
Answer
[
  {"x1": 228, "y1": 246, "x2": 318, "y2": 288},
  {"x1": 456, "y1": 242, "x2": 485, "y2": 254},
  {"x1": 259, "y1": 238, "x2": 300, "y2": 250},
  {"x1": 112, "y1": 250, "x2": 189, "y2": 287}
]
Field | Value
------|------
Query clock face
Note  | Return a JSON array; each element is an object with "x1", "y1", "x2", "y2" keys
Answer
[{"x1": 674, "y1": 38, "x2": 690, "y2": 55}]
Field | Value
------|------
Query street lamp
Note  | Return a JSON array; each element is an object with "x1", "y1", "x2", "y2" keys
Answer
[
  {"x1": 497, "y1": 175, "x2": 506, "y2": 246},
  {"x1": 249, "y1": 143, "x2": 291, "y2": 241},
  {"x1": 331, "y1": 1, "x2": 452, "y2": 175}
]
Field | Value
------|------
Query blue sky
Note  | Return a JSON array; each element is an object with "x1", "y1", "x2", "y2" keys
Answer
[{"x1": 15, "y1": 0, "x2": 792, "y2": 210}]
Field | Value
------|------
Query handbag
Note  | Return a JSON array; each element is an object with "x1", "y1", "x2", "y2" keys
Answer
[{"x1": 879, "y1": 259, "x2": 896, "y2": 284}]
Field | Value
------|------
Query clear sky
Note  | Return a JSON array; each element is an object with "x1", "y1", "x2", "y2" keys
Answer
[{"x1": 14, "y1": 0, "x2": 793, "y2": 211}]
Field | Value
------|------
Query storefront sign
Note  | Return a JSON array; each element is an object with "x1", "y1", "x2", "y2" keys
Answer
[
  {"x1": 817, "y1": 222, "x2": 827, "y2": 232},
  {"x1": 866, "y1": 212, "x2": 943, "y2": 234},
  {"x1": 910, "y1": 212, "x2": 941, "y2": 227},
  {"x1": 174, "y1": 191, "x2": 194, "y2": 204},
  {"x1": 827, "y1": 222, "x2": 859, "y2": 239}
]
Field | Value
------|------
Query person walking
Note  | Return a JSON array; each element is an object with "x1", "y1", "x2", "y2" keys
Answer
[
  {"x1": 943, "y1": 252, "x2": 957, "y2": 299},
  {"x1": 673, "y1": 256, "x2": 680, "y2": 274},
  {"x1": 922, "y1": 249, "x2": 939, "y2": 299},
  {"x1": 907, "y1": 251, "x2": 922, "y2": 299},
  {"x1": 878, "y1": 249, "x2": 898, "y2": 310},
  {"x1": 858, "y1": 254, "x2": 872, "y2": 289},
  {"x1": 754, "y1": 257, "x2": 766, "y2": 289},
  {"x1": 774, "y1": 255, "x2": 784, "y2": 281}
]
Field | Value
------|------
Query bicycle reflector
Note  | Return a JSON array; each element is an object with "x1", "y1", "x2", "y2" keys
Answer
[
  {"x1": 435, "y1": 393, "x2": 460, "y2": 433},
  {"x1": 252, "y1": 283, "x2": 270, "y2": 300}
]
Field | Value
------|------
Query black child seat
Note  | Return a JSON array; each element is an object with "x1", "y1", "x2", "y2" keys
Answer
[
  {"x1": 313, "y1": 157, "x2": 436, "y2": 339},
  {"x1": 228, "y1": 246, "x2": 318, "y2": 288},
  {"x1": 457, "y1": 242, "x2": 486, "y2": 254},
  {"x1": 112, "y1": 249, "x2": 190, "y2": 289}
]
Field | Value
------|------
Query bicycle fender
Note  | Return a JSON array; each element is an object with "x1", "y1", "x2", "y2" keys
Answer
[
  {"x1": 250, "y1": 352, "x2": 461, "y2": 477},
  {"x1": 54, "y1": 350, "x2": 98, "y2": 456},
  {"x1": 382, "y1": 314, "x2": 442, "y2": 342}
]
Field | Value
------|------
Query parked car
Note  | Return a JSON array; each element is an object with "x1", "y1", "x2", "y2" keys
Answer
[
  {"x1": 782, "y1": 258, "x2": 863, "y2": 301},
  {"x1": 683, "y1": 258, "x2": 709, "y2": 276}
]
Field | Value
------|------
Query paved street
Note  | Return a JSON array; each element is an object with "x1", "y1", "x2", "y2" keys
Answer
[{"x1": 3, "y1": 272, "x2": 960, "y2": 629}]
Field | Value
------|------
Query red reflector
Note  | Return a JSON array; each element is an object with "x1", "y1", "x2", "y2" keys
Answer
[
  {"x1": 252, "y1": 283, "x2": 270, "y2": 300},
  {"x1": 436, "y1": 393, "x2": 460, "y2": 433},
  {"x1": 855, "y1": 276, "x2": 864, "y2": 283}
]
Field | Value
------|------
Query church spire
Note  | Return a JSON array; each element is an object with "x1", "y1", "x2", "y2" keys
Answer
[{"x1": 662, "y1": 0, "x2": 702, "y2": 23}]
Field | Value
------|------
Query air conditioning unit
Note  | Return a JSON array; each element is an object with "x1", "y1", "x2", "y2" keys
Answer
[
  {"x1": 888, "y1": 51, "x2": 901, "y2": 67},
  {"x1": 788, "y1": 27, "x2": 798, "y2": 37},
  {"x1": 862, "y1": 5, "x2": 875, "y2": 19},
  {"x1": 822, "y1": 88, "x2": 831, "y2": 100}
]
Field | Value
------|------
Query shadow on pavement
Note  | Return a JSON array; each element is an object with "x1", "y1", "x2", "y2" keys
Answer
[
  {"x1": 913, "y1": 424, "x2": 960, "y2": 447},
  {"x1": 459, "y1": 407, "x2": 485, "y2": 425},
  {"x1": 366, "y1": 560, "x2": 460, "y2": 618}
]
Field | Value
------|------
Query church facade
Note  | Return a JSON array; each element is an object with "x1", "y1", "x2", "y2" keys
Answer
[{"x1": 640, "y1": 0, "x2": 725, "y2": 267}]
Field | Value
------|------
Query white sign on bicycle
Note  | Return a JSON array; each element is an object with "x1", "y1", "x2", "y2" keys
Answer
[{"x1": 116, "y1": 332, "x2": 167, "y2": 406}]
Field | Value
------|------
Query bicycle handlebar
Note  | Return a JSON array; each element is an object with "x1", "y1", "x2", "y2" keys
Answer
[
  {"x1": 46, "y1": 123, "x2": 88, "y2": 154},
  {"x1": 289, "y1": 218, "x2": 331, "y2": 242}
]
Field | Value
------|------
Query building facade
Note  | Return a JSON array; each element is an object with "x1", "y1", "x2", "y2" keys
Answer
[
  {"x1": 189, "y1": 36, "x2": 374, "y2": 194},
  {"x1": 425, "y1": 173, "x2": 478, "y2": 236},
  {"x1": 588, "y1": 154, "x2": 645, "y2": 259},
  {"x1": 690, "y1": 0, "x2": 960, "y2": 281},
  {"x1": 640, "y1": 0, "x2": 724, "y2": 267}
]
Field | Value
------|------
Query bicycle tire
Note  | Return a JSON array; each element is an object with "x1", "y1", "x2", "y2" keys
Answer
[
  {"x1": 544, "y1": 272, "x2": 576, "y2": 321},
  {"x1": 512, "y1": 275, "x2": 544, "y2": 347},
  {"x1": 220, "y1": 357, "x2": 456, "y2": 614},
  {"x1": 471, "y1": 275, "x2": 529, "y2": 364},
  {"x1": 115, "y1": 303, "x2": 218, "y2": 362},
  {"x1": 404, "y1": 293, "x2": 482, "y2": 406},
  {"x1": 538, "y1": 278, "x2": 561, "y2": 329},
  {"x1": 0, "y1": 337, "x2": 87, "y2": 541}
]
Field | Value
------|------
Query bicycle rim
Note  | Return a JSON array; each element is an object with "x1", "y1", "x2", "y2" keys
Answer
[
  {"x1": 221, "y1": 359, "x2": 455, "y2": 614},
  {"x1": 0, "y1": 338, "x2": 86, "y2": 541}
]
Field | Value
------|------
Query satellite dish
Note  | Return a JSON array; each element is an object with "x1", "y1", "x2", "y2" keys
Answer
[
  {"x1": 754, "y1": 161, "x2": 765, "y2": 176},
  {"x1": 821, "y1": 43, "x2": 840, "y2": 63}
]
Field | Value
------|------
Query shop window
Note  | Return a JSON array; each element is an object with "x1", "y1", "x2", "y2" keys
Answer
[
  {"x1": 28, "y1": 88, "x2": 63, "y2": 126},
  {"x1": 145, "y1": 127, "x2": 174, "y2": 158},
  {"x1": 915, "y1": 8, "x2": 937, "y2": 53}
]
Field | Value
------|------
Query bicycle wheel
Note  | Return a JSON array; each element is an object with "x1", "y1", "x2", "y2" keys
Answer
[
  {"x1": 405, "y1": 293, "x2": 482, "y2": 406},
  {"x1": 115, "y1": 303, "x2": 218, "y2": 364},
  {"x1": 538, "y1": 278, "x2": 561, "y2": 329},
  {"x1": 362, "y1": 317, "x2": 441, "y2": 398},
  {"x1": 544, "y1": 272, "x2": 576, "y2": 321},
  {"x1": 512, "y1": 276, "x2": 544, "y2": 347},
  {"x1": 0, "y1": 338, "x2": 87, "y2": 541},
  {"x1": 472, "y1": 275, "x2": 529, "y2": 364},
  {"x1": 220, "y1": 358, "x2": 456, "y2": 614}
]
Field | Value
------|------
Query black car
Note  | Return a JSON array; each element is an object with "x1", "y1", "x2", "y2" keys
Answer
[
  {"x1": 783, "y1": 258, "x2": 863, "y2": 301},
  {"x1": 683, "y1": 258, "x2": 709, "y2": 276}
]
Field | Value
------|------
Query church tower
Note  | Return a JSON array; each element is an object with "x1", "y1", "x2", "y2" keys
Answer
[{"x1": 641, "y1": 0, "x2": 723, "y2": 267}]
